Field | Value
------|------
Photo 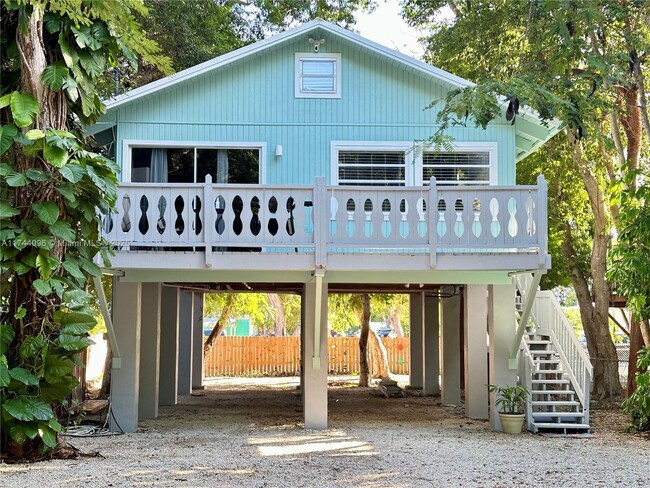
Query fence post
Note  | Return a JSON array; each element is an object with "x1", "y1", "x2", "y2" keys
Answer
[
  {"x1": 537, "y1": 174, "x2": 548, "y2": 268},
  {"x1": 428, "y1": 176, "x2": 438, "y2": 268},
  {"x1": 314, "y1": 177, "x2": 327, "y2": 269},
  {"x1": 204, "y1": 174, "x2": 214, "y2": 267}
]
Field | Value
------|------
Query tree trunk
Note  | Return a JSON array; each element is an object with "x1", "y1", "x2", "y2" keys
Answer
[
  {"x1": 358, "y1": 293, "x2": 371, "y2": 387},
  {"x1": 368, "y1": 329, "x2": 390, "y2": 378},
  {"x1": 627, "y1": 316, "x2": 646, "y2": 396},
  {"x1": 388, "y1": 312, "x2": 404, "y2": 338},
  {"x1": 566, "y1": 131, "x2": 624, "y2": 399},
  {"x1": 268, "y1": 293, "x2": 285, "y2": 336},
  {"x1": 203, "y1": 295, "x2": 235, "y2": 355}
]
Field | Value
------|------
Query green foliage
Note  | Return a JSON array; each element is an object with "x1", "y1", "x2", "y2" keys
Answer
[
  {"x1": 608, "y1": 171, "x2": 650, "y2": 323},
  {"x1": 622, "y1": 347, "x2": 650, "y2": 432},
  {"x1": 487, "y1": 384, "x2": 529, "y2": 415},
  {"x1": 0, "y1": 0, "x2": 170, "y2": 458}
]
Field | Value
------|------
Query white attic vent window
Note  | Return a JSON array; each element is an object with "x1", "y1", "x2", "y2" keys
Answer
[{"x1": 295, "y1": 53, "x2": 341, "y2": 98}]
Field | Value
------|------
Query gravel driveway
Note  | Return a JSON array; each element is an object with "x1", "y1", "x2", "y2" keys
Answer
[{"x1": 2, "y1": 377, "x2": 648, "y2": 487}]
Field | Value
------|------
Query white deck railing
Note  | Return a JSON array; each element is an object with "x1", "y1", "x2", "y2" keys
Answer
[
  {"x1": 101, "y1": 176, "x2": 548, "y2": 268},
  {"x1": 534, "y1": 291, "x2": 593, "y2": 412}
]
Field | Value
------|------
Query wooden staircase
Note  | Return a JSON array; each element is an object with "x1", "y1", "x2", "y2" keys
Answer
[
  {"x1": 515, "y1": 274, "x2": 593, "y2": 434},
  {"x1": 525, "y1": 332, "x2": 590, "y2": 433}
]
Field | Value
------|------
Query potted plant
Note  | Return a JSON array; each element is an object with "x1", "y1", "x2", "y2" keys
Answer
[{"x1": 487, "y1": 384, "x2": 529, "y2": 434}]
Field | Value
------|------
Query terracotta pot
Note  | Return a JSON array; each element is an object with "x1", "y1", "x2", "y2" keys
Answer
[{"x1": 498, "y1": 413, "x2": 525, "y2": 434}]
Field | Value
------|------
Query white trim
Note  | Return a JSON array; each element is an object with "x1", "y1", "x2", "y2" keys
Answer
[
  {"x1": 122, "y1": 140, "x2": 267, "y2": 184},
  {"x1": 330, "y1": 140, "x2": 498, "y2": 186},
  {"x1": 295, "y1": 53, "x2": 341, "y2": 99}
]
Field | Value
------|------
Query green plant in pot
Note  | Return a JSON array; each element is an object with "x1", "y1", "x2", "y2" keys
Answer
[{"x1": 487, "y1": 384, "x2": 529, "y2": 434}]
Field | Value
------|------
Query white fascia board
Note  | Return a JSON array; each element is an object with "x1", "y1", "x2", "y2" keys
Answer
[{"x1": 103, "y1": 20, "x2": 472, "y2": 112}]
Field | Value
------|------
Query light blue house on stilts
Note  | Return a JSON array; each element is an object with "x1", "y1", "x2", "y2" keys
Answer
[{"x1": 88, "y1": 20, "x2": 591, "y2": 434}]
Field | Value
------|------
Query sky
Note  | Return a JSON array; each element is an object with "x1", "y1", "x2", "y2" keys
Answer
[{"x1": 354, "y1": 1, "x2": 426, "y2": 59}]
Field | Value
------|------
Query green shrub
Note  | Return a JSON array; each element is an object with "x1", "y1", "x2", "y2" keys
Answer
[{"x1": 623, "y1": 347, "x2": 650, "y2": 432}]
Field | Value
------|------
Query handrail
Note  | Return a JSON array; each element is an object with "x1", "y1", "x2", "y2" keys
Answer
[
  {"x1": 100, "y1": 177, "x2": 549, "y2": 260},
  {"x1": 515, "y1": 274, "x2": 593, "y2": 423}
]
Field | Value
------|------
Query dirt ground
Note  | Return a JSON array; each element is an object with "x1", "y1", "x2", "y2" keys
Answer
[{"x1": 1, "y1": 376, "x2": 648, "y2": 488}]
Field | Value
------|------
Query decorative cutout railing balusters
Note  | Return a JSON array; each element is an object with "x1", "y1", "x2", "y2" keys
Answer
[
  {"x1": 215, "y1": 195, "x2": 225, "y2": 235},
  {"x1": 437, "y1": 198, "x2": 447, "y2": 238},
  {"x1": 98, "y1": 180, "x2": 546, "y2": 257},
  {"x1": 471, "y1": 198, "x2": 482, "y2": 238},
  {"x1": 363, "y1": 199, "x2": 373, "y2": 238},
  {"x1": 174, "y1": 195, "x2": 185, "y2": 236},
  {"x1": 268, "y1": 196, "x2": 279, "y2": 236},
  {"x1": 232, "y1": 195, "x2": 244, "y2": 236},
  {"x1": 507, "y1": 197, "x2": 518, "y2": 237},
  {"x1": 250, "y1": 196, "x2": 261, "y2": 236},
  {"x1": 381, "y1": 199, "x2": 392, "y2": 238},
  {"x1": 399, "y1": 199, "x2": 409, "y2": 239},
  {"x1": 192, "y1": 196, "x2": 202, "y2": 236},
  {"x1": 157, "y1": 196, "x2": 166, "y2": 235},
  {"x1": 121, "y1": 195, "x2": 131, "y2": 233},
  {"x1": 345, "y1": 198, "x2": 356, "y2": 237},
  {"x1": 416, "y1": 198, "x2": 427, "y2": 237}
]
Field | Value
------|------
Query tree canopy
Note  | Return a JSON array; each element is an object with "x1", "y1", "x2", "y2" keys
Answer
[
  {"x1": 402, "y1": 0, "x2": 650, "y2": 399},
  {"x1": 0, "y1": 0, "x2": 169, "y2": 460}
]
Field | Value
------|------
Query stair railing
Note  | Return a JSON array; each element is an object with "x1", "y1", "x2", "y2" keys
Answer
[
  {"x1": 515, "y1": 274, "x2": 593, "y2": 428},
  {"x1": 535, "y1": 291, "x2": 592, "y2": 423}
]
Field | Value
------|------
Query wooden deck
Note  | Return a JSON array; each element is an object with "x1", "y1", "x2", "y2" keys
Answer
[{"x1": 101, "y1": 177, "x2": 549, "y2": 274}]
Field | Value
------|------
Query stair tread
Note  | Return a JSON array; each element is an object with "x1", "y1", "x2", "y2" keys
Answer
[
  {"x1": 532, "y1": 401, "x2": 581, "y2": 406},
  {"x1": 533, "y1": 422, "x2": 590, "y2": 430},
  {"x1": 534, "y1": 359, "x2": 561, "y2": 363},
  {"x1": 531, "y1": 379, "x2": 569, "y2": 384},
  {"x1": 529, "y1": 350, "x2": 557, "y2": 355},
  {"x1": 534, "y1": 369, "x2": 566, "y2": 373},
  {"x1": 531, "y1": 390, "x2": 576, "y2": 395},
  {"x1": 532, "y1": 411, "x2": 585, "y2": 418}
]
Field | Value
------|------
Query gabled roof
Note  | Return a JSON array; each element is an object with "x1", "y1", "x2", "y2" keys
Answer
[{"x1": 94, "y1": 19, "x2": 560, "y2": 161}]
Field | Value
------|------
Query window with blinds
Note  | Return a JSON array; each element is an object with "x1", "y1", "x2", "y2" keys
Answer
[
  {"x1": 295, "y1": 54, "x2": 341, "y2": 98},
  {"x1": 301, "y1": 60, "x2": 335, "y2": 92},
  {"x1": 422, "y1": 152, "x2": 490, "y2": 185},
  {"x1": 337, "y1": 151, "x2": 406, "y2": 186}
]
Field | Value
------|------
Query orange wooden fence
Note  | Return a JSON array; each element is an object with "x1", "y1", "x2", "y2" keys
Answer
[{"x1": 204, "y1": 336, "x2": 410, "y2": 377}]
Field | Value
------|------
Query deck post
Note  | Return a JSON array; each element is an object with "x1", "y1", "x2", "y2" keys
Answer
[
  {"x1": 204, "y1": 175, "x2": 214, "y2": 267},
  {"x1": 441, "y1": 292, "x2": 462, "y2": 405},
  {"x1": 177, "y1": 290, "x2": 193, "y2": 396},
  {"x1": 192, "y1": 292, "x2": 204, "y2": 389},
  {"x1": 409, "y1": 292, "x2": 424, "y2": 389},
  {"x1": 314, "y1": 177, "x2": 327, "y2": 269},
  {"x1": 537, "y1": 175, "x2": 548, "y2": 268},
  {"x1": 138, "y1": 282, "x2": 161, "y2": 419},
  {"x1": 423, "y1": 294, "x2": 440, "y2": 396},
  {"x1": 428, "y1": 176, "x2": 438, "y2": 268},
  {"x1": 110, "y1": 279, "x2": 142, "y2": 432},
  {"x1": 302, "y1": 277, "x2": 328, "y2": 429},
  {"x1": 489, "y1": 284, "x2": 517, "y2": 431},
  {"x1": 159, "y1": 286, "x2": 180, "y2": 406},
  {"x1": 464, "y1": 285, "x2": 489, "y2": 419}
]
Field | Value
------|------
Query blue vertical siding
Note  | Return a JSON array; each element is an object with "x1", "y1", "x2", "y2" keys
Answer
[{"x1": 114, "y1": 34, "x2": 517, "y2": 185}]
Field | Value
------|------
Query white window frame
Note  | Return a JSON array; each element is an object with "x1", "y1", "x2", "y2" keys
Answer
[
  {"x1": 295, "y1": 53, "x2": 341, "y2": 99},
  {"x1": 331, "y1": 141, "x2": 498, "y2": 186},
  {"x1": 416, "y1": 142, "x2": 498, "y2": 186},
  {"x1": 330, "y1": 141, "x2": 415, "y2": 186},
  {"x1": 122, "y1": 140, "x2": 267, "y2": 184}
]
